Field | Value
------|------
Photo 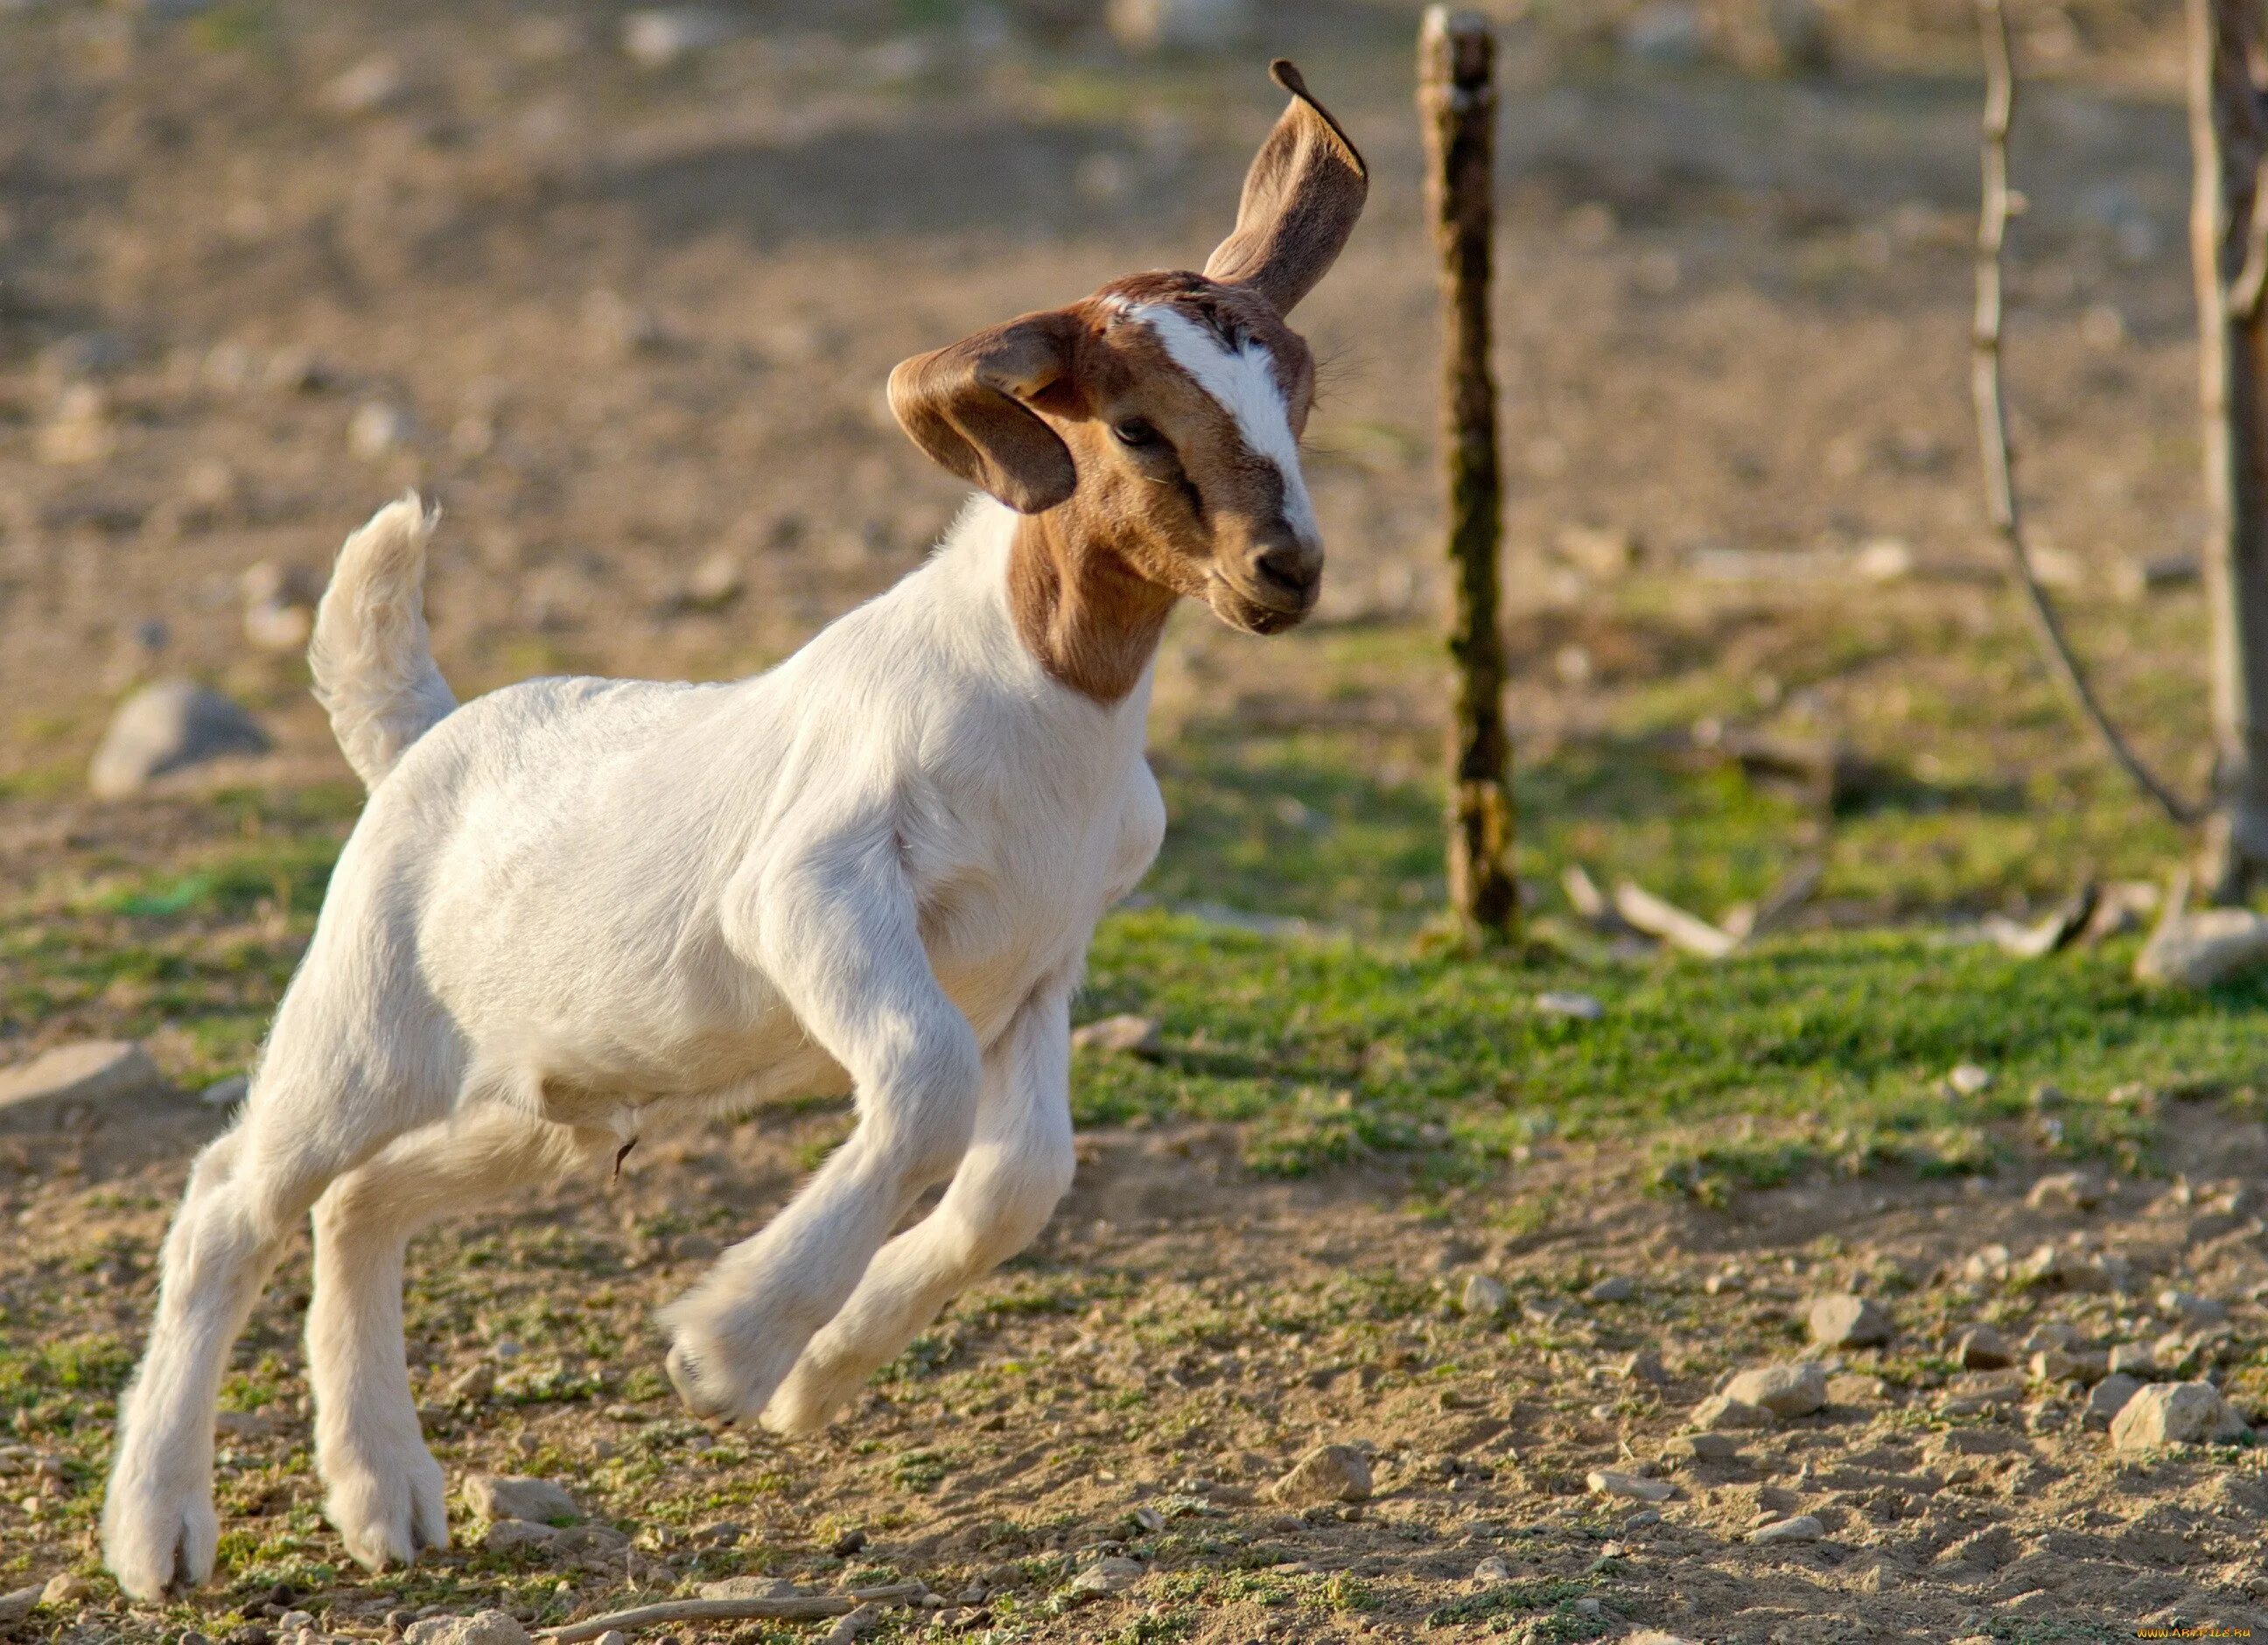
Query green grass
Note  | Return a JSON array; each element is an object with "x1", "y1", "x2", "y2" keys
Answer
[{"x1": 1077, "y1": 911, "x2": 2268, "y2": 1182}]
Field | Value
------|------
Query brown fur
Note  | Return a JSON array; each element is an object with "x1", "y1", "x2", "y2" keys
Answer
[{"x1": 888, "y1": 61, "x2": 1368, "y2": 704}]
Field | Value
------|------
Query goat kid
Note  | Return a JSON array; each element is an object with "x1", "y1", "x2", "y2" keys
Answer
[{"x1": 102, "y1": 60, "x2": 1366, "y2": 1600}]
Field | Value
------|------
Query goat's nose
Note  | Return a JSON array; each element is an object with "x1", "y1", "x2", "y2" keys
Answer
[{"x1": 1251, "y1": 539, "x2": 1323, "y2": 601}]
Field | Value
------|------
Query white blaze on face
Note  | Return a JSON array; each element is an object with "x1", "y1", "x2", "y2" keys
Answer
[{"x1": 1122, "y1": 302, "x2": 1320, "y2": 545}]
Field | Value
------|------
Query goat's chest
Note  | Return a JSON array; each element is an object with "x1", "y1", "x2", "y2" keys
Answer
[{"x1": 909, "y1": 749, "x2": 1164, "y2": 1014}]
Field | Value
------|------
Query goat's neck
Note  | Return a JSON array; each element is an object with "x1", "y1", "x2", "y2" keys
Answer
[{"x1": 1005, "y1": 509, "x2": 1177, "y2": 704}]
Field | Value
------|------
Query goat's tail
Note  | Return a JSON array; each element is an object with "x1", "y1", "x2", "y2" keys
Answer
[{"x1": 310, "y1": 493, "x2": 458, "y2": 789}]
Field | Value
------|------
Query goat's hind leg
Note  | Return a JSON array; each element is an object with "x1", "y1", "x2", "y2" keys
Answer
[
  {"x1": 309, "y1": 1107, "x2": 605, "y2": 1572},
  {"x1": 103, "y1": 1037, "x2": 439, "y2": 1600}
]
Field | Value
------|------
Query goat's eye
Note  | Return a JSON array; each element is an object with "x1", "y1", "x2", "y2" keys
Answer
[{"x1": 1113, "y1": 418, "x2": 1161, "y2": 450}]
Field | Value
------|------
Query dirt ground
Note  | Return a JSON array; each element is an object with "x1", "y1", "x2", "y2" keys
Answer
[
  {"x1": 9, "y1": 1070, "x2": 2268, "y2": 1642},
  {"x1": 8, "y1": 0, "x2": 2268, "y2": 1640}
]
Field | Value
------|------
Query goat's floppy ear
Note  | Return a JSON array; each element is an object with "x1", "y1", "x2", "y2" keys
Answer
[
  {"x1": 889, "y1": 310, "x2": 1086, "y2": 514},
  {"x1": 1203, "y1": 60, "x2": 1368, "y2": 316}
]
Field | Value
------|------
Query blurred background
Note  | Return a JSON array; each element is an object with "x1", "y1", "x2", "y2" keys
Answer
[{"x1": 0, "y1": 0, "x2": 2219, "y2": 984}]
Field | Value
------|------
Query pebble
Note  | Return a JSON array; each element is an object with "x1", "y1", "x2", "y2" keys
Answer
[
  {"x1": 1460, "y1": 1273, "x2": 1508, "y2": 1319},
  {"x1": 1535, "y1": 990, "x2": 1604, "y2": 1020},
  {"x1": 2026, "y1": 1171, "x2": 2104, "y2": 1212},
  {"x1": 1628, "y1": 1634, "x2": 1701, "y2": 1645},
  {"x1": 349, "y1": 401, "x2": 415, "y2": 459},
  {"x1": 677, "y1": 550, "x2": 746, "y2": 612},
  {"x1": 2085, "y1": 1373, "x2": 2142, "y2": 1428},
  {"x1": 2106, "y1": 1342, "x2": 2156, "y2": 1376},
  {"x1": 40, "y1": 1573, "x2": 93, "y2": 1606},
  {"x1": 0, "y1": 1588, "x2": 38, "y2": 1625},
  {"x1": 403, "y1": 1614, "x2": 530, "y2": 1645},
  {"x1": 1586, "y1": 1469, "x2": 1675, "y2": 1503},
  {"x1": 1107, "y1": 0, "x2": 1256, "y2": 53},
  {"x1": 621, "y1": 6, "x2": 737, "y2": 66},
  {"x1": 1069, "y1": 1015, "x2": 1160, "y2": 1056},
  {"x1": 2035, "y1": 1343, "x2": 2113, "y2": 1382},
  {"x1": 201, "y1": 1073, "x2": 250, "y2": 1108},
  {"x1": 2110, "y1": 1381, "x2": 2250, "y2": 1450},
  {"x1": 462, "y1": 1473, "x2": 580, "y2": 1524},
  {"x1": 1473, "y1": 1555, "x2": 1513, "y2": 1582},
  {"x1": 1808, "y1": 1293, "x2": 1890, "y2": 1348},
  {"x1": 0, "y1": 1040, "x2": 169, "y2": 1128},
  {"x1": 1946, "y1": 1062, "x2": 1994, "y2": 1096},
  {"x1": 1616, "y1": 1348, "x2": 1669, "y2": 1383},
  {"x1": 1667, "y1": 1432, "x2": 1740, "y2": 1463},
  {"x1": 1690, "y1": 1393, "x2": 1774, "y2": 1431},
  {"x1": 2159, "y1": 1289, "x2": 2230, "y2": 1326},
  {"x1": 1723, "y1": 1362, "x2": 1828, "y2": 1418},
  {"x1": 90, "y1": 678, "x2": 270, "y2": 796},
  {"x1": 320, "y1": 54, "x2": 408, "y2": 116},
  {"x1": 1825, "y1": 1372, "x2": 1889, "y2": 1405},
  {"x1": 480, "y1": 1518, "x2": 557, "y2": 1553},
  {"x1": 1270, "y1": 1444, "x2": 1372, "y2": 1506},
  {"x1": 1069, "y1": 1556, "x2": 1144, "y2": 1596},
  {"x1": 1585, "y1": 1275, "x2": 1637, "y2": 1304},
  {"x1": 1748, "y1": 1514, "x2": 1825, "y2": 1544},
  {"x1": 1956, "y1": 1325, "x2": 2012, "y2": 1369}
]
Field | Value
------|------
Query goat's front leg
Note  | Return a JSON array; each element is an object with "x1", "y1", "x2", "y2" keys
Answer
[
  {"x1": 760, "y1": 980, "x2": 1075, "y2": 1436},
  {"x1": 661, "y1": 824, "x2": 981, "y2": 1424}
]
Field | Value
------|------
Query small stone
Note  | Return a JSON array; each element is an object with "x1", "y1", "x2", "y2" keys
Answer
[
  {"x1": 402, "y1": 1614, "x2": 531, "y2": 1645},
  {"x1": 1536, "y1": 990, "x2": 1604, "y2": 1020},
  {"x1": 1585, "y1": 1275, "x2": 1637, "y2": 1304},
  {"x1": 2086, "y1": 1373, "x2": 2143, "y2": 1428},
  {"x1": 2137, "y1": 905, "x2": 2268, "y2": 988},
  {"x1": 0, "y1": 1040, "x2": 169, "y2": 1127},
  {"x1": 1616, "y1": 1349, "x2": 1669, "y2": 1383},
  {"x1": 1586, "y1": 1469, "x2": 1674, "y2": 1503},
  {"x1": 1690, "y1": 1393, "x2": 1774, "y2": 1431},
  {"x1": 481, "y1": 1518, "x2": 558, "y2": 1553},
  {"x1": 1825, "y1": 1372, "x2": 1889, "y2": 1406},
  {"x1": 621, "y1": 6, "x2": 738, "y2": 66},
  {"x1": 40, "y1": 1573, "x2": 93, "y2": 1606},
  {"x1": 1961, "y1": 1245, "x2": 2012, "y2": 1284},
  {"x1": 2159, "y1": 1288, "x2": 2230, "y2": 1326},
  {"x1": 679, "y1": 551, "x2": 745, "y2": 612},
  {"x1": 2110, "y1": 1381, "x2": 2249, "y2": 1450},
  {"x1": 350, "y1": 400, "x2": 415, "y2": 459},
  {"x1": 1808, "y1": 1293, "x2": 1891, "y2": 1348},
  {"x1": 1627, "y1": 1634, "x2": 1701, "y2": 1645},
  {"x1": 594, "y1": 1634, "x2": 626, "y2": 1645},
  {"x1": 1270, "y1": 1444, "x2": 1372, "y2": 1506},
  {"x1": 1460, "y1": 1274, "x2": 1508, "y2": 1319},
  {"x1": 2031, "y1": 1347, "x2": 2108, "y2": 1383},
  {"x1": 1069, "y1": 1556, "x2": 1144, "y2": 1597},
  {"x1": 462, "y1": 1474, "x2": 579, "y2": 1524},
  {"x1": 1620, "y1": 1, "x2": 1706, "y2": 66},
  {"x1": 1748, "y1": 1514, "x2": 1825, "y2": 1544},
  {"x1": 90, "y1": 679, "x2": 270, "y2": 797},
  {"x1": 0, "y1": 1589, "x2": 34, "y2": 1626},
  {"x1": 445, "y1": 1362, "x2": 496, "y2": 1405},
  {"x1": 1070, "y1": 1015, "x2": 1160, "y2": 1056},
  {"x1": 1955, "y1": 1325, "x2": 2012, "y2": 1369},
  {"x1": 320, "y1": 54, "x2": 408, "y2": 115},
  {"x1": 1724, "y1": 1362, "x2": 1828, "y2": 1418},
  {"x1": 1474, "y1": 1555, "x2": 1514, "y2": 1582},
  {"x1": 2026, "y1": 1171, "x2": 2103, "y2": 1213},
  {"x1": 2106, "y1": 1342, "x2": 2156, "y2": 1376},
  {"x1": 1946, "y1": 1063, "x2": 1994, "y2": 1096},
  {"x1": 1854, "y1": 536, "x2": 1916, "y2": 583},
  {"x1": 200, "y1": 1073, "x2": 250, "y2": 1108},
  {"x1": 1106, "y1": 0, "x2": 1256, "y2": 53},
  {"x1": 1667, "y1": 1432, "x2": 1740, "y2": 1463},
  {"x1": 830, "y1": 1528, "x2": 868, "y2": 1558}
]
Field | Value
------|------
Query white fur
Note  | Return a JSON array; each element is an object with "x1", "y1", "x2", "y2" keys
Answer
[
  {"x1": 103, "y1": 496, "x2": 1166, "y2": 1599},
  {"x1": 1124, "y1": 301, "x2": 1320, "y2": 543}
]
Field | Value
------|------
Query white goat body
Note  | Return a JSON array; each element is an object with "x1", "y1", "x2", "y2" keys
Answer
[{"x1": 103, "y1": 57, "x2": 1368, "y2": 1600}]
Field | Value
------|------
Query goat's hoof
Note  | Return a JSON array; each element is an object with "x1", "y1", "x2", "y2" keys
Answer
[
  {"x1": 102, "y1": 1478, "x2": 220, "y2": 1600},
  {"x1": 665, "y1": 1340, "x2": 735, "y2": 1424}
]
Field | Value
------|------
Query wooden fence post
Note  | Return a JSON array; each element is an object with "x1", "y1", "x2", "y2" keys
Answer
[
  {"x1": 2190, "y1": 0, "x2": 2268, "y2": 900},
  {"x1": 1420, "y1": 6, "x2": 1518, "y2": 940}
]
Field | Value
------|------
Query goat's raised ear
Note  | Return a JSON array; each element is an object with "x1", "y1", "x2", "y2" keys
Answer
[
  {"x1": 1203, "y1": 60, "x2": 1368, "y2": 316},
  {"x1": 888, "y1": 311, "x2": 1086, "y2": 514}
]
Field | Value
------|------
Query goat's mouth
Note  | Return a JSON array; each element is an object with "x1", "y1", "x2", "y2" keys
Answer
[{"x1": 1207, "y1": 573, "x2": 1320, "y2": 636}]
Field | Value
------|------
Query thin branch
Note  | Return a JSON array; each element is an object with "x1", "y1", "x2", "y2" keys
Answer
[
  {"x1": 1972, "y1": 0, "x2": 2203, "y2": 826},
  {"x1": 540, "y1": 1582, "x2": 928, "y2": 1642}
]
